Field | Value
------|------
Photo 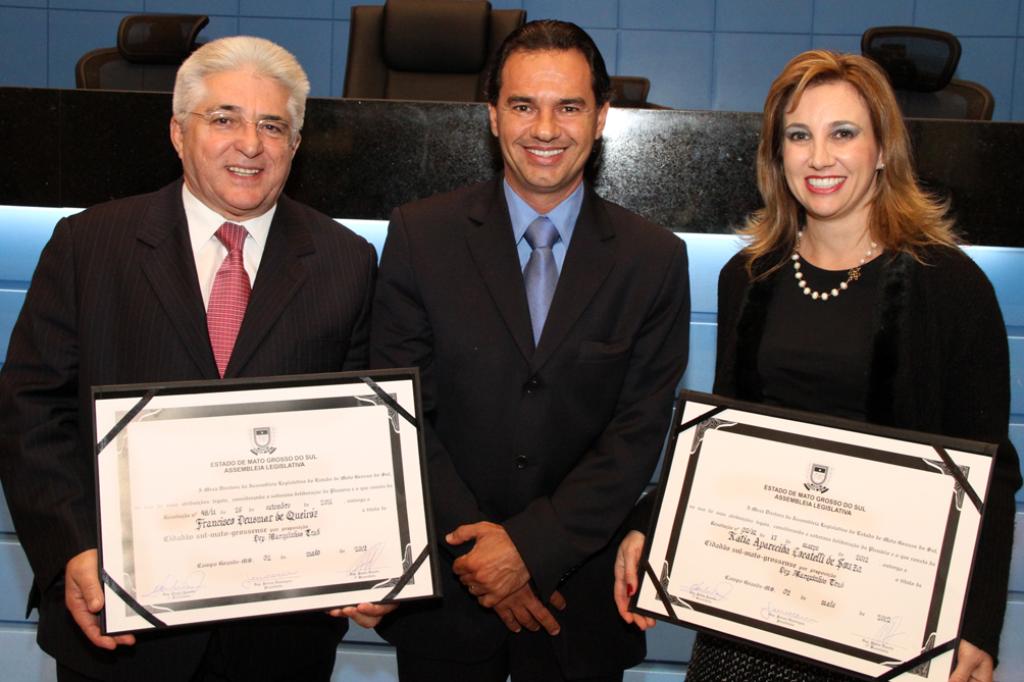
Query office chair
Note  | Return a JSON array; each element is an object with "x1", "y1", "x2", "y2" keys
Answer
[
  {"x1": 861, "y1": 26, "x2": 994, "y2": 120},
  {"x1": 343, "y1": 0, "x2": 526, "y2": 102},
  {"x1": 610, "y1": 76, "x2": 652, "y2": 108},
  {"x1": 76, "y1": 14, "x2": 209, "y2": 91}
]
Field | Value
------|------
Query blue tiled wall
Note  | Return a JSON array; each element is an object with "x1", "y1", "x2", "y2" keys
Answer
[
  {"x1": 1, "y1": 0, "x2": 1023, "y2": 119},
  {"x1": 1, "y1": 211, "x2": 1023, "y2": 680}
]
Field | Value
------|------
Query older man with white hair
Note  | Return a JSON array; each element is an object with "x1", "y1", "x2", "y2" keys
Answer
[{"x1": 0, "y1": 36, "x2": 383, "y2": 681}]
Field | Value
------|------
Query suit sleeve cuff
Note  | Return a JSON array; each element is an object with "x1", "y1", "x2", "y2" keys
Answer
[{"x1": 502, "y1": 501, "x2": 578, "y2": 600}]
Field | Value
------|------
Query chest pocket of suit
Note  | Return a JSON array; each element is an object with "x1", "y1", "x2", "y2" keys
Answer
[{"x1": 577, "y1": 338, "x2": 632, "y2": 364}]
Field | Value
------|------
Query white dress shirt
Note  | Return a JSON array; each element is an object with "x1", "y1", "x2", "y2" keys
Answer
[{"x1": 182, "y1": 184, "x2": 275, "y2": 309}]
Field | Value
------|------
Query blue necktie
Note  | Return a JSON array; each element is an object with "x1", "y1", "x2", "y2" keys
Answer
[{"x1": 524, "y1": 216, "x2": 560, "y2": 344}]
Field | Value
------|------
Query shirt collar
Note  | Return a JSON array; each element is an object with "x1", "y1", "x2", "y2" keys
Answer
[
  {"x1": 504, "y1": 180, "x2": 584, "y2": 247},
  {"x1": 182, "y1": 183, "x2": 276, "y2": 255}
]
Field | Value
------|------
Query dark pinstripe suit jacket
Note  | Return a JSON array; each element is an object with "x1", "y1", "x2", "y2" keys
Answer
[{"x1": 0, "y1": 180, "x2": 376, "y2": 679}]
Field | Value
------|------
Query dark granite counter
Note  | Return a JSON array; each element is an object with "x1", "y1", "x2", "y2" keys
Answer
[{"x1": 1, "y1": 87, "x2": 1021, "y2": 245}]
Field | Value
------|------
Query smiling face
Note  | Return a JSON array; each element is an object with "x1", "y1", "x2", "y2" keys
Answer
[
  {"x1": 170, "y1": 68, "x2": 299, "y2": 221},
  {"x1": 488, "y1": 49, "x2": 609, "y2": 213},
  {"x1": 782, "y1": 80, "x2": 883, "y2": 234}
]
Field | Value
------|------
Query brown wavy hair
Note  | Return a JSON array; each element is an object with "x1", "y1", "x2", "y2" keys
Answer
[{"x1": 742, "y1": 50, "x2": 957, "y2": 276}]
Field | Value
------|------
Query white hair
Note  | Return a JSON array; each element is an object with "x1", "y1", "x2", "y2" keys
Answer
[{"x1": 173, "y1": 36, "x2": 310, "y2": 137}]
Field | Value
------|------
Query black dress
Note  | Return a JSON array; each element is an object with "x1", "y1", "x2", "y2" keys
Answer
[
  {"x1": 693, "y1": 245, "x2": 1021, "y2": 680},
  {"x1": 686, "y1": 255, "x2": 885, "y2": 682}
]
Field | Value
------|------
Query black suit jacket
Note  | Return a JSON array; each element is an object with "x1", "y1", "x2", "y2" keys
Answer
[
  {"x1": 0, "y1": 180, "x2": 376, "y2": 680},
  {"x1": 371, "y1": 179, "x2": 690, "y2": 676}
]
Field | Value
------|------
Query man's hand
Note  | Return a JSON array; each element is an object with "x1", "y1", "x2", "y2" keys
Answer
[
  {"x1": 448, "y1": 521, "x2": 529, "y2": 606},
  {"x1": 65, "y1": 549, "x2": 136, "y2": 650},
  {"x1": 328, "y1": 602, "x2": 398, "y2": 629},
  {"x1": 493, "y1": 584, "x2": 565, "y2": 635},
  {"x1": 949, "y1": 639, "x2": 994, "y2": 682},
  {"x1": 613, "y1": 530, "x2": 656, "y2": 631}
]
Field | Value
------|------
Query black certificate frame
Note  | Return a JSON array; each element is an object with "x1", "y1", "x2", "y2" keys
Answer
[
  {"x1": 92, "y1": 368, "x2": 439, "y2": 634},
  {"x1": 631, "y1": 390, "x2": 997, "y2": 681}
]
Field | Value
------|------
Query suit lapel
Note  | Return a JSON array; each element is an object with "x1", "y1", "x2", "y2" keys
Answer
[
  {"x1": 465, "y1": 181, "x2": 535, "y2": 362},
  {"x1": 531, "y1": 189, "x2": 615, "y2": 371},
  {"x1": 225, "y1": 196, "x2": 312, "y2": 377},
  {"x1": 137, "y1": 182, "x2": 219, "y2": 378}
]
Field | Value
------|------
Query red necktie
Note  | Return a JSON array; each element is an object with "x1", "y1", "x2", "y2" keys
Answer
[{"x1": 207, "y1": 222, "x2": 251, "y2": 377}]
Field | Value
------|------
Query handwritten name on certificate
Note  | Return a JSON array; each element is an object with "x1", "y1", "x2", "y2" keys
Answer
[
  {"x1": 634, "y1": 392, "x2": 994, "y2": 681},
  {"x1": 95, "y1": 372, "x2": 437, "y2": 633}
]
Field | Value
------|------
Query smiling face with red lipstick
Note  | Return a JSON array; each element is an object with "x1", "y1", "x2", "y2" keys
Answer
[
  {"x1": 781, "y1": 80, "x2": 883, "y2": 234},
  {"x1": 489, "y1": 49, "x2": 609, "y2": 214},
  {"x1": 171, "y1": 68, "x2": 298, "y2": 222}
]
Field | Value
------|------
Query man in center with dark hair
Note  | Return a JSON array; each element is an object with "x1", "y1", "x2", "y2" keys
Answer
[{"x1": 371, "y1": 19, "x2": 691, "y2": 681}]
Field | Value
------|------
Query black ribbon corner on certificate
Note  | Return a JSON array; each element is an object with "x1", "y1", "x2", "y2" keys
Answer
[
  {"x1": 676, "y1": 405, "x2": 727, "y2": 437},
  {"x1": 360, "y1": 376, "x2": 418, "y2": 428},
  {"x1": 101, "y1": 569, "x2": 167, "y2": 629},
  {"x1": 932, "y1": 446, "x2": 983, "y2": 513},
  {"x1": 381, "y1": 544, "x2": 431, "y2": 602},
  {"x1": 641, "y1": 558, "x2": 677, "y2": 621},
  {"x1": 876, "y1": 637, "x2": 957, "y2": 681},
  {"x1": 94, "y1": 388, "x2": 158, "y2": 457}
]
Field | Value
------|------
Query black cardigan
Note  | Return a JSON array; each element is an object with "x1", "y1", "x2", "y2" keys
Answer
[{"x1": 713, "y1": 244, "x2": 1022, "y2": 661}]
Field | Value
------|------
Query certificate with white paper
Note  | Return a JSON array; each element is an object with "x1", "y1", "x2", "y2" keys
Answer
[
  {"x1": 633, "y1": 390, "x2": 995, "y2": 681},
  {"x1": 93, "y1": 370, "x2": 438, "y2": 634}
]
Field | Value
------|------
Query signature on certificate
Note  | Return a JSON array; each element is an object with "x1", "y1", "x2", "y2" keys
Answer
[
  {"x1": 348, "y1": 542, "x2": 385, "y2": 578},
  {"x1": 684, "y1": 580, "x2": 733, "y2": 602},
  {"x1": 856, "y1": 616, "x2": 906, "y2": 653},
  {"x1": 760, "y1": 602, "x2": 817, "y2": 627},
  {"x1": 241, "y1": 571, "x2": 300, "y2": 591},
  {"x1": 142, "y1": 571, "x2": 206, "y2": 599}
]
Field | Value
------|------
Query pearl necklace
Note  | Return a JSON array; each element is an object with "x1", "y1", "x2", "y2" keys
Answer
[{"x1": 791, "y1": 231, "x2": 877, "y2": 301}]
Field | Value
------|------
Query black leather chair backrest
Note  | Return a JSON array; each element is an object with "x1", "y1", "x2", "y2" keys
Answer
[
  {"x1": 861, "y1": 25, "x2": 993, "y2": 120},
  {"x1": 610, "y1": 76, "x2": 651, "y2": 108},
  {"x1": 862, "y1": 26, "x2": 960, "y2": 92},
  {"x1": 76, "y1": 14, "x2": 209, "y2": 91},
  {"x1": 343, "y1": 0, "x2": 526, "y2": 102},
  {"x1": 893, "y1": 80, "x2": 995, "y2": 120}
]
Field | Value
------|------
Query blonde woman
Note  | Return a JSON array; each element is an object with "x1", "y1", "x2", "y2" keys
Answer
[{"x1": 615, "y1": 50, "x2": 1020, "y2": 682}]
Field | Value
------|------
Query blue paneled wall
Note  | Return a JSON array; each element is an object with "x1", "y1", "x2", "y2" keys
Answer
[
  {"x1": 1, "y1": 0, "x2": 1024, "y2": 120},
  {"x1": 1, "y1": 210, "x2": 1022, "y2": 680}
]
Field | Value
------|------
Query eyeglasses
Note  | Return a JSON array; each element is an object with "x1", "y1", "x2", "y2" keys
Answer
[{"x1": 188, "y1": 110, "x2": 293, "y2": 142}]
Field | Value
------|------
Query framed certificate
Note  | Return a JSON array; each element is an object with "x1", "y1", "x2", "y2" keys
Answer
[
  {"x1": 632, "y1": 390, "x2": 996, "y2": 681},
  {"x1": 93, "y1": 369, "x2": 438, "y2": 634}
]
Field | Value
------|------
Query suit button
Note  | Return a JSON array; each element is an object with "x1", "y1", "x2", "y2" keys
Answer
[
  {"x1": 515, "y1": 455, "x2": 528, "y2": 469},
  {"x1": 524, "y1": 376, "x2": 542, "y2": 393}
]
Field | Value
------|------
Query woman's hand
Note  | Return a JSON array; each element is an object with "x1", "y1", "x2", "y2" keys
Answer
[
  {"x1": 613, "y1": 530, "x2": 657, "y2": 630},
  {"x1": 949, "y1": 639, "x2": 993, "y2": 682}
]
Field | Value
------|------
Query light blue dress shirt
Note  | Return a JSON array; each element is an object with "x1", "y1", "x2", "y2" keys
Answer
[{"x1": 504, "y1": 180, "x2": 584, "y2": 273}]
